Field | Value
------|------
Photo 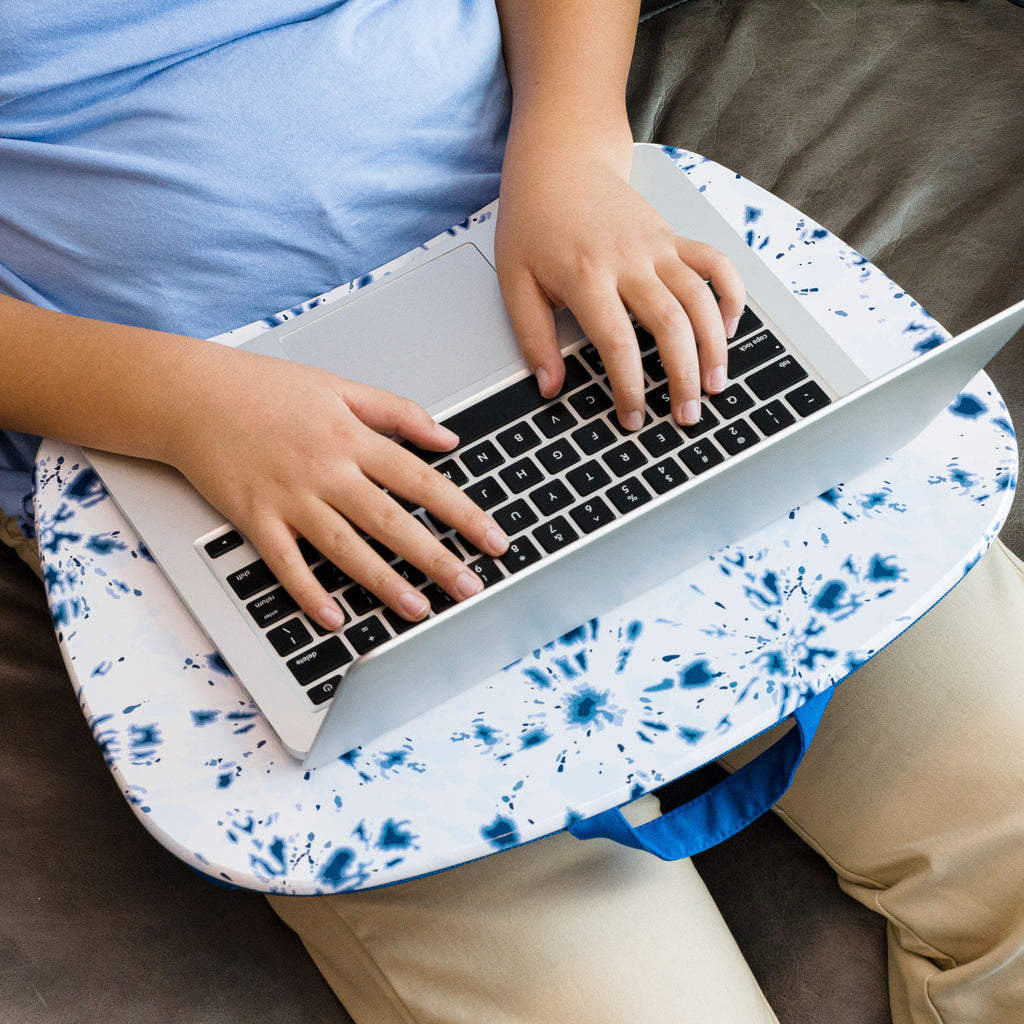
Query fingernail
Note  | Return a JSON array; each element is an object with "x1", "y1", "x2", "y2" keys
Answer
[
  {"x1": 681, "y1": 399, "x2": 701, "y2": 425},
  {"x1": 486, "y1": 528, "x2": 509, "y2": 554},
  {"x1": 399, "y1": 592, "x2": 430, "y2": 619},
  {"x1": 319, "y1": 604, "x2": 343, "y2": 629},
  {"x1": 535, "y1": 367, "x2": 552, "y2": 396},
  {"x1": 624, "y1": 410, "x2": 643, "y2": 432},
  {"x1": 709, "y1": 365, "x2": 728, "y2": 392},
  {"x1": 455, "y1": 570, "x2": 483, "y2": 599},
  {"x1": 435, "y1": 425, "x2": 459, "y2": 448},
  {"x1": 726, "y1": 316, "x2": 740, "y2": 339}
]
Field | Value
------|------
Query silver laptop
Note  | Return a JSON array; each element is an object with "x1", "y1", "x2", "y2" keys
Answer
[{"x1": 86, "y1": 145, "x2": 1024, "y2": 768}]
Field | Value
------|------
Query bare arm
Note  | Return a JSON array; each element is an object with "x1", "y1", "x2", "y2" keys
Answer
[{"x1": 494, "y1": 0, "x2": 746, "y2": 429}]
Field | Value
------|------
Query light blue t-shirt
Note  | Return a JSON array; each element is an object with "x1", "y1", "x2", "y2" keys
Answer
[{"x1": 0, "y1": 0, "x2": 511, "y2": 534}]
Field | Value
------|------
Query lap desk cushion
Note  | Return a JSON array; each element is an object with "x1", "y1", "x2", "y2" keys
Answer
[{"x1": 2, "y1": 2, "x2": 1022, "y2": 1022}]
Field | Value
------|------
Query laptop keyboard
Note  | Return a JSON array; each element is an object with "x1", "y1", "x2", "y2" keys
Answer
[{"x1": 202, "y1": 304, "x2": 832, "y2": 709}]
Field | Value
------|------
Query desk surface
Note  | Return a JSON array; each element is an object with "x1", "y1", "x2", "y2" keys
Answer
[{"x1": 35, "y1": 149, "x2": 1017, "y2": 893}]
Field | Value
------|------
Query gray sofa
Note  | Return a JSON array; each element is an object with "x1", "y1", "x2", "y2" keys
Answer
[{"x1": 2, "y1": 2, "x2": 1021, "y2": 1022}]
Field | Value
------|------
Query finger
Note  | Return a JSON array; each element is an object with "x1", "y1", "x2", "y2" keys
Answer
[
  {"x1": 623, "y1": 274, "x2": 703, "y2": 425},
  {"x1": 342, "y1": 381, "x2": 460, "y2": 453},
  {"x1": 498, "y1": 270, "x2": 565, "y2": 398},
  {"x1": 567, "y1": 279, "x2": 646, "y2": 431},
  {"x1": 675, "y1": 239, "x2": 747, "y2": 341},
  {"x1": 657, "y1": 256, "x2": 729, "y2": 398}
]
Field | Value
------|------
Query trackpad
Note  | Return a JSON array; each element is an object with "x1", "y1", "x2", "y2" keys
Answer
[{"x1": 278, "y1": 243, "x2": 525, "y2": 415}]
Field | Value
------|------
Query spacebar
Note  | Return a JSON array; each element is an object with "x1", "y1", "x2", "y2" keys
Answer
[{"x1": 441, "y1": 376, "x2": 548, "y2": 448}]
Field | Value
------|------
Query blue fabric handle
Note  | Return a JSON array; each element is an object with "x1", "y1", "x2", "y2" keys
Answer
[{"x1": 568, "y1": 688, "x2": 836, "y2": 860}]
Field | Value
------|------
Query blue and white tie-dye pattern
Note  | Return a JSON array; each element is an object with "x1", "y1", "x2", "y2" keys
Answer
[{"x1": 33, "y1": 150, "x2": 1016, "y2": 893}]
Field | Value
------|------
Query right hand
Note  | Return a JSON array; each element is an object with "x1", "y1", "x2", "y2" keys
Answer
[{"x1": 166, "y1": 344, "x2": 510, "y2": 630}]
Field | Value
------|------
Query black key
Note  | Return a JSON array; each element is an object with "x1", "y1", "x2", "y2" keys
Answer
[
  {"x1": 680, "y1": 405, "x2": 720, "y2": 439},
  {"x1": 528, "y1": 478, "x2": 574, "y2": 517},
  {"x1": 747, "y1": 356, "x2": 808, "y2": 400},
  {"x1": 709, "y1": 383, "x2": 755, "y2": 419},
  {"x1": 392, "y1": 560, "x2": 427, "y2": 587},
  {"x1": 751, "y1": 399, "x2": 796, "y2": 436},
  {"x1": 537, "y1": 437, "x2": 581, "y2": 474},
  {"x1": 493, "y1": 498, "x2": 539, "y2": 536},
  {"x1": 558, "y1": 354, "x2": 593, "y2": 393},
  {"x1": 785, "y1": 380, "x2": 832, "y2": 417},
  {"x1": 287, "y1": 636, "x2": 353, "y2": 685},
  {"x1": 227, "y1": 559, "x2": 277, "y2": 600},
  {"x1": 606, "y1": 477, "x2": 653, "y2": 514},
  {"x1": 532, "y1": 401, "x2": 578, "y2": 439},
  {"x1": 728, "y1": 329, "x2": 785, "y2": 378},
  {"x1": 572, "y1": 420, "x2": 616, "y2": 455},
  {"x1": 460, "y1": 439, "x2": 504, "y2": 477},
  {"x1": 680, "y1": 440, "x2": 725, "y2": 475},
  {"x1": 296, "y1": 537, "x2": 321, "y2": 565},
  {"x1": 365, "y1": 536, "x2": 396, "y2": 563},
  {"x1": 268, "y1": 618, "x2": 314, "y2": 656},
  {"x1": 344, "y1": 616, "x2": 392, "y2": 655},
  {"x1": 731, "y1": 306, "x2": 763, "y2": 340},
  {"x1": 342, "y1": 584, "x2": 383, "y2": 617},
  {"x1": 566, "y1": 460, "x2": 612, "y2": 497},
  {"x1": 638, "y1": 422, "x2": 683, "y2": 458},
  {"x1": 533, "y1": 516, "x2": 580, "y2": 553},
  {"x1": 568, "y1": 383, "x2": 613, "y2": 420},
  {"x1": 714, "y1": 419, "x2": 761, "y2": 456},
  {"x1": 578, "y1": 342, "x2": 606, "y2": 376},
  {"x1": 246, "y1": 587, "x2": 298, "y2": 629},
  {"x1": 440, "y1": 535, "x2": 463, "y2": 557},
  {"x1": 569, "y1": 497, "x2": 616, "y2": 534},
  {"x1": 205, "y1": 530, "x2": 243, "y2": 559},
  {"x1": 313, "y1": 560, "x2": 349, "y2": 593},
  {"x1": 435, "y1": 458, "x2": 468, "y2": 487},
  {"x1": 635, "y1": 326, "x2": 658, "y2": 353},
  {"x1": 643, "y1": 458, "x2": 688, "y2": 495},
  {"x1": 439, "y1": 375, "x2": 547, "y2": 451},
  {"x1": 306, "y1": 676, "x2": 340, "y2": 706},
  {"x1": 464, "y1": 476, "x2": 508, "y2": 511},
  {"x1": 645, "y1": 383, "x2": 672, "y2": 418},
  {"x1": 310, "y1": 598, "x2": 348, "y2": 636},
  {"x1": 422, "y1": 582, "x2": 457, "y2": 613},
  {"x1": 383, "y1": 607, "x2": 420, "y2": 635},
  {"x1": 498, "y1": 457, "x2": 544, "y2": 494},
  {"x1": 496, "y1": 422, "x2": 541, "y2": 457},
  {"x1": 469, "y1": 556, "x2": 506, "y2": 588},
  {"x1": 641, "y1": 350, "x2": 667, "y2": 383},
  {"x1": 500, "y1": 536, "x2": 544, "y2": 574},
  {"x1": 601, "y1": 440, "x2": 647, "y2": 478},
  {"x1": 610, "y1": 409, "x2": 653, "y2": 436}
]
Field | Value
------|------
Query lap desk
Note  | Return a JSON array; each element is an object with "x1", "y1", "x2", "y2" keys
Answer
[{"x1": 34, "y1": 149, "x2": 1017, "y2": 893}]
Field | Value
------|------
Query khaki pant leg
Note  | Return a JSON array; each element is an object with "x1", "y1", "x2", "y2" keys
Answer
[
  {"x1": 721, "y1": 539, "x2": 1024, "y2": 1024},
  {"x1": 268, "y1": 795, "x2": 778, "y2": 1024}
]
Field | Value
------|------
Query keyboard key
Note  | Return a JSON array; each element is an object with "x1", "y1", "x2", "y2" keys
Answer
[
  {"x1": 708, "y1": 383, "x2": 755, "y2": 419},
  {"x1": 638, "y1": 422, "x2": 683, "y2": 457},
  {"x1": 566, "y1": 460, "x2": 613, "y2": 497},
  {"x1": 641, "y1": 350, "x2": 667, "y2": 383},
  {"x1": 500, "y1": 537, "x2": 544, "y2": 574},
  {"x1": 493, "y1": 498, "x2": 539, "y2": 536},
  {"x1": 496, "y1": 422, "x2": 541, "y2": 457},
  {"x1": 533, "y1": 516, "x2": 580, "y2": 553},
  {"x1": 635, "y1": 326, "x2": 657, "y2": 353},
  {"x1": 606, "y1": 477, "x2": 653, "y2": 514},
  {"x1": 532, "y1": 401, "x2": 578, "y2": 439},
  {"x1": 601, "y1": 440, "x2": 647, "y2": 478},
  {"x1": 680, "y1": 405, "x2": 720, "y2": 439},
  {"x1": 569, "y1": 497, "x2": 616, "y2": 534},
  {"x1": 313, "y1": 560, "x2": 350, "y2": 593},
  {"x1": 680, "y1": 440, "x2": 725, "y2": 475},
  {"x1": 342, "y1": 584, "x2": 383, "y2": 617},
  {"x1": 747, "y1": 356, "x2": 808, "y2": 400},
  {"x1": 728, "y1": 329, "x2": 785, "y2": 378},
  {"x1": 310, "y1": 598, "x2": 348, "y2": 636},
  {"x1": 461, "y1": 440, "x2": 504, "y2": 477},
  {"x1": 435, "y1": 458, "x2": 468, "y2": 487},
  {"x1": 559, "y1": 354, "x2": 593, "y2": 393},
  {"x1": 785, "y1": 380, "x2": 832, "y2": 417},
  {"x1": 267, "y1": 618, "x2": 314, "y2": 656},
  {"x1": 537, "y1": 437, "x2": 582, "y2": 474},
  {"x1": 568, "y1": 383, "x2": 614, "y2": 420},
  {"x1": 227, "y1": 559, "x2": 276, "y2": 600},
  {"x1": 344, "y1": 616, "x2": 392, "y2": 655},
  {"x1": 731, "y1": 306, "x2": 763, "y2": 340},
  {"x1": 714, "y1": 419, "x2": 761, "y2": 456},
  {"x1": 751, "y1": 399, "x2": 796, "y2": 436},
  {"x1": 383, "y1": 607, "x2": 420, "y2": 635},
  {"x1": 572, "y1": 420, "x2": 616, "y2": 455},
  {"x1": 498, "y1": 457, "x2": 544, "y2": 494},
  {"x1": 610, "y1": 409, "x2": 653, "y2": 436},
  {"x1": 643, "y1": 458, "x2": 688, "y2": 494},
  {"x1": 205, "y1": 530, "x2": 243, "y2": 559},
  {"x1": 392, "y1": 560, "x2": 427, "y2": 587},
  {"x1": 287, "y1": 636, "x2": 353, "y2": 685},
  {"x1": 306, "y1": 676, "x2": 340, "y2": 706},
  {"x1": 464, "y1": 476, "x2": 508, "y2": 511},
  {"x1": 578, "y1": 343, "x2": 606, "y2": 376},
  {"x1": 296, "y1": 537, "x2": 322, "y2": 565},
  {"x1": 422, "y1": 582, "x2": 457, "y2": 613},
  {"x1": 439, "y1": 375, "x2": 547, "y2": 450},
  {"x1": 246, "y1": 587, "x2": 298, "y2": 629},
  {"x1": 645, "y1": 383, "x2": 672, "y2": 419},
  {"x1": 468, "y1": 556, "x2": 506, "y2": 588},
  {"x1": 528, "y1": 479, "x2": 574, "y2": 517}
]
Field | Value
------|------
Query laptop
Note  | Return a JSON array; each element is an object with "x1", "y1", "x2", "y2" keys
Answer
[{"x1": 86, "y1": 144, "x2": 1024, "y2": 768}]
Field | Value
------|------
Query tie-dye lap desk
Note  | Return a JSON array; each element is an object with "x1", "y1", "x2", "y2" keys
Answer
[{"x1": 35, "y1": 150, "x2": 1016, "y2": 893}]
